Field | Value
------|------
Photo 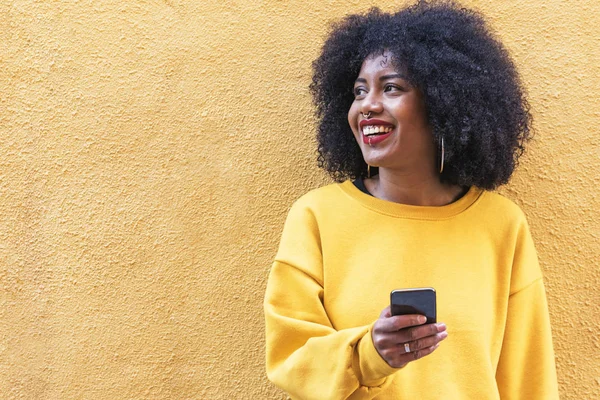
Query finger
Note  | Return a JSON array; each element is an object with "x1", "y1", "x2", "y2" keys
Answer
[
  {"x1": 372, "y1": 318, "x2": 425, "y2": 352},
  {"x1": 400, "y1": 330, "x2": 448, "y2": 354},
  {"x1": 376, "y1": 314, "x2": 427, "y2": 333},
  {"x1": 379, "y1": 306, "x2": 391, "y2": 319},
  {"x1": 391, "y1": 342, "x2": 442, "y2": 369},
  {"x1": 394, "y1": 322, "x2": 446, "y2": 343}
]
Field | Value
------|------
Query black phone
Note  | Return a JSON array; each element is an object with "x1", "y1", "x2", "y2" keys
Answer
[{"x1": 390, "y1": 287, "x2": 436, "y2": 324}]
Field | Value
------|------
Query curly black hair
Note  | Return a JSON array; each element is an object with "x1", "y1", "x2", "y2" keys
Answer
[{"x1": 310, "y1": 0, "x2": 532, "y2": 189}]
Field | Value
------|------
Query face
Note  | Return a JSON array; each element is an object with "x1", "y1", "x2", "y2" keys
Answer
[{"x1": 348, "y1": 53, "x2": 435, "y2": 173}]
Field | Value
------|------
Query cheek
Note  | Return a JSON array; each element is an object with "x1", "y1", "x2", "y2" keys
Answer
[{"x1": 348, "y1": 103, "x2": 359, "y2": 132}]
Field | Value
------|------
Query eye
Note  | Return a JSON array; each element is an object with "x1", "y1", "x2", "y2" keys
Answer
[
  {"x1": 353, "y1": 87, "x2": 367, "y2": 98},
  {"x1": 384, "y1": 84, "x2": 403, "y2": 93}
]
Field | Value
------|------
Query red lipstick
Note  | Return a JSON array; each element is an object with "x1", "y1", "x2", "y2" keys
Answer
[
  {"x1": 359, "y1": 119, "x2": 394, "y2": 128},
  {"x1": 362, "y1": 131, "x2": 392, "y2": 145},
  {"x1": 360, "y1": 119, "x2": 395, "y2": 145}
]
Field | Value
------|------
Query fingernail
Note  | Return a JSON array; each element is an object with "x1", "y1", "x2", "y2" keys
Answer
[
  {"x1": 436, "y1": 323, "x2": 447, "y2": 332},
  {"x1": 419, "y1": 316, "x2": 427, "y2": 324},
  {"x1": 440, "y1": 331, "x2": 448, "y2": 339}
]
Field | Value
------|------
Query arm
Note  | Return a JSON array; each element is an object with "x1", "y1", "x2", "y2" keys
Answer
[
  {"x1": 264, "y1": 260, "x2": 398, "y2": 400},
  {"x1": 264, "y1": 200, "x2": 399, "y2": 400},
  {"x1": 495, "y1": 279, "x2": 559, "y2": 399},
  {"x1": 495, "y1": 220, "x2": 559, "y2": 399}
]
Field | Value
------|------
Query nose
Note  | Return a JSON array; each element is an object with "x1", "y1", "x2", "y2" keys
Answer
[{"x1": 361, "y1": 91, "x2": 383, "y2": 116}]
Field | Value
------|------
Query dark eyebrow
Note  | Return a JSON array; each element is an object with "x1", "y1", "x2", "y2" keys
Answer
[
  {"x1": 354, "y1": 74, "x2": 409, "y2": 84},
  {"x1": 380, "y1": 73, "x2": 408, "y2": 81}
]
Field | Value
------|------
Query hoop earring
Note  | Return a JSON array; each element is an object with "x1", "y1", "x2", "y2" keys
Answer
[
  {"x1": 367, "y1": 165, "x2": 371, "y2": 178},
  {"x1": 439, "y1": 136, "x2": 445, "y2": 174}
]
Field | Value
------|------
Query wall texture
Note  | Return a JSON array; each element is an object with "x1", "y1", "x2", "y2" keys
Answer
[{"x1": 0, "y1": 0, "x2": 598, "y2": 398}]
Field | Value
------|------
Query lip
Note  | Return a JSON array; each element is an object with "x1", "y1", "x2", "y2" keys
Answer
[
  {"x1": 359, "y1": 118, "x2": 395, "y2": 145},
  {"x1": 359, "y1": 119, "x2": 394, "y2": 128},
  {"x1": 362, "y1": 131, "x2": 393, "y2": 145}
]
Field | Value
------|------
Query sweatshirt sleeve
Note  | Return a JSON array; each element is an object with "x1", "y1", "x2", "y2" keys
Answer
[
  {"x1": 264, "y1": 200, "x2": 399, "y2": 400},
  {"x1": 495, "y1": 219, "x2": 559, "y2": 399}
]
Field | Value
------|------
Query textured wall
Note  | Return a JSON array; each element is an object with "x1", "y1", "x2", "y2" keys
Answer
[{"x1": 0, "y1": 0, "x2": 598, "y2": 398}]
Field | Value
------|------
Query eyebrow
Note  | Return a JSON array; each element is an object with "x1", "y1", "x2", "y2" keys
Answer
[{"x1": 355, "y1": 73, "x2": 409, "y2": 83}]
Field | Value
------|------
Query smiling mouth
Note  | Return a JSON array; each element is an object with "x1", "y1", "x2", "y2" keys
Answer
[{"x1": 362, "y1": 125, "x2": 394, "y2": 136}]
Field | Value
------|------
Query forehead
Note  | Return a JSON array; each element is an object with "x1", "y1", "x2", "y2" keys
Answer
[{"x1": 358, "y1": 52, "x2": 401, "y2": 77}]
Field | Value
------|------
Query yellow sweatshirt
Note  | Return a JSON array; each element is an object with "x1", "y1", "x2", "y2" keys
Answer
[{"x1": 264, "y1": 181, "x2": 558, "y2": 400}]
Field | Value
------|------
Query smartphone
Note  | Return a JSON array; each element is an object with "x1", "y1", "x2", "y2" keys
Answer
[{"x1": 390, "y1": 287, "x2": 436, "y2": 324}]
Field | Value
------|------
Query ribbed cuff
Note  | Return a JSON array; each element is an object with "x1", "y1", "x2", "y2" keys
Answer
[{"x1": 354, "y1": 325, "x2": 402, "y2": 387}]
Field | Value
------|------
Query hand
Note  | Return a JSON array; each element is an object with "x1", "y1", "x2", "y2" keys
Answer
[{"x1": 372, "y1": 306, "x2": 448, "y2": 368}]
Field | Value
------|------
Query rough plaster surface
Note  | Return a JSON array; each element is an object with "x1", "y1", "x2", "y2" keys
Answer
[{"x1": 0, "y1": 0, "x2": 598, "y2": 398}]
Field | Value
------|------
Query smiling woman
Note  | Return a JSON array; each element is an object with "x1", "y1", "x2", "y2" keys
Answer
[
  {"x1": 349, "y1": 54, "x2": 441, "y2": 195},
  {"x1": 347, "y1": 53, "x2": 466, "y2": 205},
  {"x1": 264, "y1": 1, "x2": 559, "y2": 399}
]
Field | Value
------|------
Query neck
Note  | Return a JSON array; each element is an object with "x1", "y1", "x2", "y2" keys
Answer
[{"x1": 365, "y1": 168, "x2": 464, "y2": 206}]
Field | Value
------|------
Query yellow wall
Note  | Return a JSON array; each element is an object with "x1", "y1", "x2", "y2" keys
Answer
[{"x1": 0, "y1": 0, "x2": 598, "y2": 398}]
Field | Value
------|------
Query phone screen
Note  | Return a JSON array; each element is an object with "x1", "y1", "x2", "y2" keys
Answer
[{"x1": 390, "y1": 288, "x2": 436, "y2": 323}]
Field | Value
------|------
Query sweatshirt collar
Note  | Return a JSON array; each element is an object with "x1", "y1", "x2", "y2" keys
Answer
[{"x1": 339, "y1": 180, "x2": 484, "y2": 220}]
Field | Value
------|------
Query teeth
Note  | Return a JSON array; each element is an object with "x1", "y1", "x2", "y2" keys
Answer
[{"x1": 363, "y1": 125, "x2": 393, "y2": 135}]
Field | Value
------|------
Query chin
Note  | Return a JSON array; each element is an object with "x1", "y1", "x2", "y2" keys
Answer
[{"x1": 362, "y1": 151, "x2": 392, "y2": 169}]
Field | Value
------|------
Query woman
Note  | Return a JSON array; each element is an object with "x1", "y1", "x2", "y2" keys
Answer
[{"x1": 264, "y1": 2, "x2": 559, "y2": 399}]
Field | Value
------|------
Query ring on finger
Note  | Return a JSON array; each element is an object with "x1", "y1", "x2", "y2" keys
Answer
[{"x1": 404, "y1": 343, "x2": 411, "y2": 353}]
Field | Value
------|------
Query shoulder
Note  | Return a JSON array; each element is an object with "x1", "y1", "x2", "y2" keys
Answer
[
  {"x1": 289, "y1": 182, "x2": 348, "y2": 212},
  {"x1": 281, "y1": 182, "x2": 354, "y2": 234},
  {"x1": 275, "y1": 184, "x2": 348, "y2": 267},
  {"x1": 294, "y1": 182, "x2": 346, "y2": 203},
  {"x1": 474, "y1": 190, "x2": 542, "y2": 292},
  {"x1": 476, "y1": 190, "x2": 528, "y2": 224},
  {"x1": 465, "y1": 189, "x2": 534, "y2": 246}
]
